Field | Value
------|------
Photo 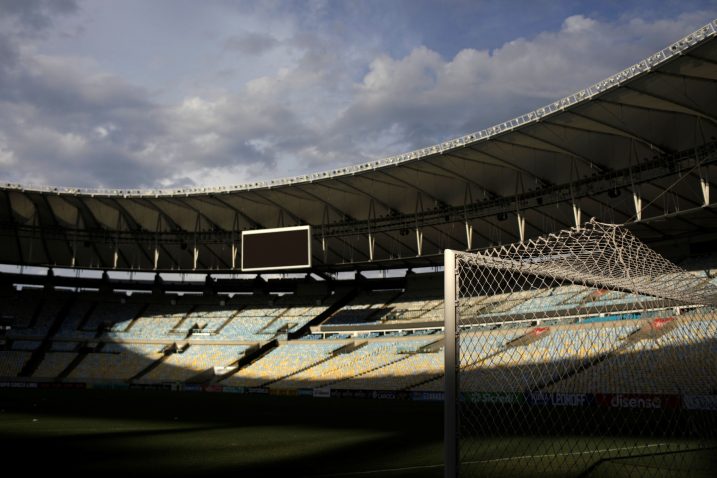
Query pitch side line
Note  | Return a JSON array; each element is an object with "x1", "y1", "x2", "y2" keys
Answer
[{"x1": 306, "y1": 442, "x2": 672, "y2": 477}]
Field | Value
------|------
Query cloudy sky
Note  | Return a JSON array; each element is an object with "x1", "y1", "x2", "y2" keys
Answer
[{"x1": 0, "y1": 0, "x2": 715, "y2": 190}]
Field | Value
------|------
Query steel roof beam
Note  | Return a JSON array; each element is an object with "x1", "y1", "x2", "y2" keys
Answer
[
  {"x1": 543, "y1": 111, "x2": 667, "y2": 155},
  {"x1": 62, "y1": 196, "x2": 109, "y2": 269},
  {"x1": 512, "y1": 129, "x2": 609, "y2": 174},
  {"x1": 331, "y1": 176, "x2": 444, "y2": 255},
  {"x1": 623, "y1": 84, "x2": 717, "y2": 125},
  {"x1": 1, "y1": 190, "x2": 25, "y2": 265},
  {"x1": 100, "y1": 197, "x2": 153, "y2": 268}
]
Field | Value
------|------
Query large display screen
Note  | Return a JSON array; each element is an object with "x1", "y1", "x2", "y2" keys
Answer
[{"x1": 241, "y1": 225, "x2": 312, "y2": 272}]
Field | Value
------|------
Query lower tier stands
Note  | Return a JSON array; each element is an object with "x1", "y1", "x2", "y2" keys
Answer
[
  {"x1": 0, "y1": 279, "x2": 715, "y2": 397},
  {"x1": 68, "y1": 343, "x2": 162, "y2": 381},
  {"x1": 222, "y1": 342, "x2": 347, "y2": 387},
  {"x1": 138, "y1": 345, "x2": 249, "y2": 383},
  {"x1": 0, "y1": 351, "x2": 31, "y2": 377},
  {"x1": 32, "y1": 352, "x2": 78, "y2": 378}
]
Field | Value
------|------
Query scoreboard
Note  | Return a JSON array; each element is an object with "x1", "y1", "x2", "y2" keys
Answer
[{"x1": 241, "y1": 225, "x2": 312, "y2": 272}]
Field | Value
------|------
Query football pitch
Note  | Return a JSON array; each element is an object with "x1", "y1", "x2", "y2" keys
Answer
[
  {"x1": 0, "y1": 388, "x2": 713, "y2": 477},
  {"x1": 0, "y1": 388, "x2": 444, "y2": 477}
]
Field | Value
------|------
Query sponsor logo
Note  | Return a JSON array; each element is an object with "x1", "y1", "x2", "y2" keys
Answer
[
  {"x1": 297, "y1": 388, "x2": 313, "y2": 397},
  {"x1": 313, "y1": 388, "x2": 331, "y2": 398},
  {"x1": 527, "y1": 393, "x2": 589, "y2": 407},
  {"x1": 331, "y1": 389, "x2": 370, "y2": 399},
  {"x1": 411, "y1": 391, "x2": 444, "y2": 402},
  {"x1": 269, "y1": 388, "x2": 298, "y2": 397},
  {"x1": 464, "y1": 392, "x2": 523, "y2": 404},
  {"x1": 596, "y1": 394, "x2": 680, "y2": 409},
  {"x1": 683, "y1": 395, "x2": 717, "y2": 411},
  {"x1": 222, "y1": 386, "x2": 245, "y2": 394},
  {"x1": 373, "y1": 391, "x2": 396, "y2": 400}
]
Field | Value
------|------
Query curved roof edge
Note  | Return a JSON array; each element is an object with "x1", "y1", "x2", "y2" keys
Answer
[{"x1": 3, "y1": 18, "x2": 716, "y2": 198}]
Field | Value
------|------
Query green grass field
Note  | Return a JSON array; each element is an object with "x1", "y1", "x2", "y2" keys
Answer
[
  {"x1": 0, "y1": 388, "x2": 714, "y2": 477},
  {"x1": 0, "y1": 388, "x2": 444, "y2": 477}
]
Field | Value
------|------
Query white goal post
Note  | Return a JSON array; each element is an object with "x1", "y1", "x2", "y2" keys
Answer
[{"x1": 444, "y1": 220, "x2": 717, "y2": 477}]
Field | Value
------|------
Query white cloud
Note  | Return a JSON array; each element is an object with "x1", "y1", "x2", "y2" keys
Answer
[
  {"x1": 0, "y1": 6, "x2": 715, "y2": 189},
  {"x1": 330, "y1": 11, "x2": 715, "y2": 159}
]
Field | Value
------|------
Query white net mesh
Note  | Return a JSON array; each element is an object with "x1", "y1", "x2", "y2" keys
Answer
[{"x1": 448, "y1": 220, "x2": 717, "y2": 477}]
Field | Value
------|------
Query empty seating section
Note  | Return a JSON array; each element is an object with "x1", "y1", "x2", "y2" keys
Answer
[
  {"x1": 84, "y1": 302, "x2": 142, "y2": 333},
  {"x1": 275, "y1": 304, "x2": 328, "y2": 332},
  {"x1": 32, "y1": 352, "x2": 78, "y2": 378},
  {"x1": 324, "y1": 291, "x2": 398, "y2": 325},
  {"x1": 69, "y1": 344, "x2": 161, "y2": 381},
  {"x1": 172, "y1": 306, "x2": 233, "y2": 334},
  {"x1": 7, "y1": 300, "x2": 64, "y2": 338},
  {"x1": 0, "y1": 297, "x2": 37, "y2": 329},
  {"x1": 510, "y1": 286, "x2": 584, "y2": 315},
  {"x1": 12, "y1": 340, "x2": 42, "y2": 351},
  {"x1": 215, "y1": 308, "x2": 278, "y2": 341},
  {"x1": 460, "y1": 285, "x2": 655, "y2": 321},
  {"x1": 0, "y1": 285, "x2": 715, "y2": 395},
  {"x1": 546, "y1": 317, "x2": 717, "y2": 395},
  {"x1": 383, "y1": 291, "x2": 443, "y2": 322},
  {"x1": 460, "y1": 324, "x2": 632, "y2": 393},
  {"x1": 276, "y1": 339, "x2": 435, "y2": 389},
  {"x1": 109, "y1": 305, "x2": 185, "y2": 339},
  {"x1": 305, "y1": 342, "x2": 411, "y2": 387},
  {"x1": 0, "y1": 351, "x2": 31, "y2": 377},
  {"x1": 50, "y1": 341, "x2": 78, "y2": 351},
  {"x1": 338, "y1": 346, "x2": 443, "y2": 390},
  {"x1": 224, "y1": 342, "x2": 345, "y2": 387},
  {"x1": 56, "y1": 301, "x2": 96, "y2": 339},
  {"x1": 139, "y1": 345, "x2": 249, "y2": 383}
]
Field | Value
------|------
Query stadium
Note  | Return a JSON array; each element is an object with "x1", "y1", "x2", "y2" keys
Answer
[{"x1": 1, "y1": 13, "x2": 717, "y2": 478}]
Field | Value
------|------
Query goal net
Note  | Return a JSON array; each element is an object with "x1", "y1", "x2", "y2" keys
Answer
[{"x1": 444, "y1": 220, "x2": 717, "y2": 477}]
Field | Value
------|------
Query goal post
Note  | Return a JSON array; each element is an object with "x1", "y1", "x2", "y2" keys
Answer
[
  {"x1": 444, "y1": 248, "x2": 458, "y2": 478},
  {"x1": 444, "y1": 220, "x2": 717, "y2": 477}
]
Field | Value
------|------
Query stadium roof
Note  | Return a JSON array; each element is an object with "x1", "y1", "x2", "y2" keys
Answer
[{"x1": 2, "y1": 19, "x2": 717, "y2": 273}]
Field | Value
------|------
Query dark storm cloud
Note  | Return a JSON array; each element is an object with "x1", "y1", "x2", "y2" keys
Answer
[{"x1": 0, "y1": 0, "x2": 78, "y2": 31}]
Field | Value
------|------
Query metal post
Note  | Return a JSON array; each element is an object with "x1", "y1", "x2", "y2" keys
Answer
[
  {"x1": 444, "y1": 249, "x2": 458, "y2": 477},
  {"x1": 517, "y1": 213, "x2": 526, "y2": 243},
  {"x1": 633, "y1": 192, "x2": 642, "y2": 221}
]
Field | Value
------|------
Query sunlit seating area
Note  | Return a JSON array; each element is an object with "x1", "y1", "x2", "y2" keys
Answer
[
  {"x1": 68, "y1": 343, "x2": 163, "y2": 382},
  {"x1": 138, "y1": 345, "x2": 250, "y2": 383},
  {"x1": 223, "y1": 342, "x2": 347, "y2": 387}
]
